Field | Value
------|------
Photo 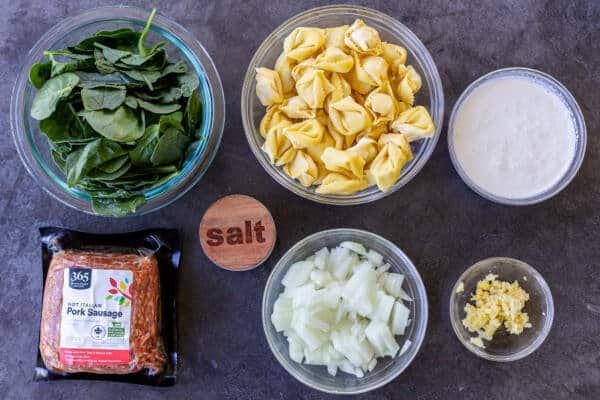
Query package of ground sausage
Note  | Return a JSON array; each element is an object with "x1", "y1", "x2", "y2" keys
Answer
[{"x1": 35, "y1": 227, "x2": 180, "y2": 386}]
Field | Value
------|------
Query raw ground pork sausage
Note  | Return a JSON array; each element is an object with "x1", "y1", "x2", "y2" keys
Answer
[{"x1": 40, "y1": 250, "x2": 167, "y2": 374}]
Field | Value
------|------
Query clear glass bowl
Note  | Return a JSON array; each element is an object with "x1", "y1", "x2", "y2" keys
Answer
[
  {"x1": 262, "y1": 229, "x2": 428, "y2": 394},
  {"x1": 10, "y1": 6, "x2": 225, "y2": 217},
  {"x1": 449, "y1": 257, "x2": 554, "y2": 362},
  {"x1": 447, "y1": 67, "x2": 587, "y2": 205},
  {"x1": 242, "y1": 5, "x2": 444, "y2": 205}
]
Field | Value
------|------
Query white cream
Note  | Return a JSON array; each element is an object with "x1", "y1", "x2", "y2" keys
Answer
[{"x1": 453, "y1": 76, "x2": 576, "y2": 199}]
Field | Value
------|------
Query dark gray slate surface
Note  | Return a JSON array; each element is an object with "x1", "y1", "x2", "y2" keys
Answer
[{"x1": 1, "y1": 0, "x2": 599, "y2": 399}]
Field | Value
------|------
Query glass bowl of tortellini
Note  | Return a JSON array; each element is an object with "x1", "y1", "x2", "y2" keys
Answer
[{"x1": 242, "y1": 5, "x2": 444, "y2": 205}]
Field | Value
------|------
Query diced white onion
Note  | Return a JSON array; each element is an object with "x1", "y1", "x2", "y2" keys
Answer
[
  {"x1": 371, "y1": 291, "x2": 395, "y2": 323},
  {"x1": 365, "y1": 320, "x2": 400, "y2": 358},
  {"x1": 271, "y1": 241, "x2": 414, "y2": 377},
  {"x1": 391, "y1": 301, "x2": 410, "y2": 335},
  {"x1": 383, "y1": 272, "x2": 405, "y2": 298},
  {"x1": 282, "y1": 260, "x2": 314, "y2": 288},
  {"x1": 366, "y1": 249, "x2": 384, "y2": 266},
  {"x1": 314, "y1": 247, "x2": 329, "y2": 270},
  {"x1": 340, "y1": 241, "x2": 368, "y2": 255}
]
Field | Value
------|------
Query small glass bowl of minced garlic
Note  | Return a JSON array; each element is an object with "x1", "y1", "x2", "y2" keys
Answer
[{"x1": 449, "y1": 257, "x2": 554, "y2": 362}]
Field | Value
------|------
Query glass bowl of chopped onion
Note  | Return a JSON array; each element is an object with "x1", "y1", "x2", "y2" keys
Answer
[
  {"x1": 242, "y1": 5, "x2": 444, "y2": 205},
  {"x1": 10, "y1": 6, "x2": 225, "y2": 216},
  {"x1": 449, "y1": 257, "x2": 554, "y2": 362},
  {"x1": 262, "y1": 229, "x2": 428, "y2": 394}
]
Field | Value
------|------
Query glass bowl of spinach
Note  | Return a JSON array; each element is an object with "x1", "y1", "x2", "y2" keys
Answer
[{"x1": 11, "y1": 6, "x2": 225, "y2": 216}]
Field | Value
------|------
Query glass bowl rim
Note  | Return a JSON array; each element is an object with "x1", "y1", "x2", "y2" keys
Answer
[
  {"x1": 10, "y1": 5, "x2": 225, "y2": 217},
  {"x1": 241, "y1": 4, "x2": 444, "y2": 206},
  {"x1": 447, "y1": 66, "x2": 587, "y2": 206},
  {"x1": 449, "y1": 256, "x2": 555, "y2": 362},
  {"x1": 261, "y1": 228, "x2": 429, "y2": 394}
]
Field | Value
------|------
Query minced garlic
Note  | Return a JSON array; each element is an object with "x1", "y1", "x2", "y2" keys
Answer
[
  {"x1": 462, "y1": 274, "x2": 531, "y2": 344},
  {"x1": 470, "y1": 336, "x2": 485, "y2": 349}
]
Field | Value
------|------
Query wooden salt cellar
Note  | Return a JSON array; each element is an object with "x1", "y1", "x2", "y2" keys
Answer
[{"x1": 199, "y1": 195, "x2": 276, "y2": 271}]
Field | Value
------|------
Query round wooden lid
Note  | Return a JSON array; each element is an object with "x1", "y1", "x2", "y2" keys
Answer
[{"x1": 199, "y1": 195, "x2": 276, "y2": 271}]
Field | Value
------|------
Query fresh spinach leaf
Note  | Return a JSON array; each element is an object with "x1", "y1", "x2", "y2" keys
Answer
[
  {"x1": 184, "y1": 89, "x2": 202, "y2": 136},
  {"x1": 30, "y1": 72, "x2": 80, "y2": 120},
  {"x1": 66, "y1": 138, "x2": 126, "y2": 186},
  {"x1": 176, "y1": 71, "x2": 200, "y2": 97},
  {"x1": 77, "y1": 72, "x2": 141, "y2": 88},
  {"x1": 120, "y1": 48, "x2": 167, "y2": 70},
  {"x1": 130, "y1": 124, "x2": 160, "y2": 165},
  {"x1": 91, "y1": 195, "x2": 145, "y2": 217},
  {"x1": 81, "y1": 86, "x2": 126, "y2": 110},
  {"x1": 88, "y1": 159, "x2": 131, "y2": 181},
  {"x1": 93, "y1": 49, "x2": 118, "y2": 74},
  {"x1": 29, "y1": 61, "x2": 52, "y2": 89},
  {"x1": 94, "y1": 42, "x2": 132, "y2": 64},
  {"x1": 159, "y1": 112, "x2": 185, "y2": 134},
  {"x1": 49, "y1": 54, "x2": 95, "y2": 77},
  {"x1": 150, "y1": 127, "x2": 192, "y2": 165},
  {"x1": 131, "y1": 90, "x2": 162, "y2": 101},
  {"x1": 97, "y1": 154, "x2": 130, "y2": 173},
  {"x1": 121, "y1": 165, "x2": 178, "y2": 178},
  {"x1": 84, "y1": 187, "x2": 133, "y2": 199},
  {"x1": 163, "y1": 111, "x2": 184, "y2": 123},
  {"x1": 124, "y1": 95, "x2": 138, "y2": 109},
  {"x1": 50, "y1": 141, "x2": 73, "y2": 156},
  {"x1": 135, "y1": 98, "x2": 181, "y2": 114},
  {"x1": 70, "y1": 28, "x2": 141, "y2": 53},
  {"x1": 44, "y1": 50, "x2": 94, "y2": 60},
  {"x1": 81, "y1": 106, "x2": 145, "y2": 142},
  {"x1": 121, "y1": 69, "x2": 162, "y2": 90},
  {"x1": 40, "y1": 103, "x2": 97, "y2": 143},
  {"x1": 51, "y1": 150, "x2": 67, "y2": 173},
  {"x1": 157, "y1": 86, "x2": 184, "y2": 103},
  {"x1": 162, "y1": 60, "x2": 188, "y2": 76}
]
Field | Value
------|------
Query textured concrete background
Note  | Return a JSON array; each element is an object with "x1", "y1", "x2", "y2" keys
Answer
[{"x1": 1, "y1": 0, "x2": 599, "y2": 399}]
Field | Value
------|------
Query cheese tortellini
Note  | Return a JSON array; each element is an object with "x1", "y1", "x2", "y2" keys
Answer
[
  {"x1": 279, "y1": 95, "x2": 316, "y2": 119},
  {"x1": 354, "y1": 55, "x2": 389, "y2": 88},
  {"x1": 283, "y1": 119, "x2": 325, "y2": 149},
  {"x1": 313, "y1": 47, "x2": 354, "y2": 73},
  {"x1": 275, "y1": 53, "x2": 296, "y2": 94},
  {"x1": 393, "y1": 65, "x2": 422, "y2": 105},
  {"x1": 381, "y1": 42, "x2": 407, "y2": 71},
  {"x1": 321, "y1": 147, "x2": 366, "y2": 178},
  {"x1": 255, "y1": 68, "x2": 284, "y2": 106},
  {"x1": 390, "y1": 106, "x2": 435, "y2": 142},
  {"x1": 324, "y1": 25, "x2": 349, "y2": 50},
  {"x1": 283, "y1": 27, "x2": 325, "y2": 62},
  {"x1": 254, "y1": 19, "x2": 435, "y2": 195},
  {"x1": 344, "y1": 19, "x2": 382, "y2": 56},
  {"x1": 284, "y1": 150, "x2": 320, "y2": 187},
  {"x1": 326, "y1": 72, "x2": 352, "y2": 112},
  {"x1": 328, "y1": 96, "x2": 371, "y2": 136},
  {"x1": 263, "y1": 124, "x2": 295, "y2": 166},
  {"x1": 260, "y1": 105, "x2": 290, "y2": 138},
  {"x1": 369, "y1": 142, "x2": 412, "y2": 191},
  {"x1": 316, "y1": 172, "x2": 369, "y2": 195},
  {"x1": 295, "y1": 68, "x2": 335, "y2": 109}
]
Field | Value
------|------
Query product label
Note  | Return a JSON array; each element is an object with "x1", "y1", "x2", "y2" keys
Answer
[{"x1": 59, "y1": 267, "x2": 133, "y2": 366}]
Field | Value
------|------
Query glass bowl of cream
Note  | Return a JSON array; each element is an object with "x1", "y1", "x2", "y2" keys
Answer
[{"x1": 448, "y1": 67, "x2": 586, "y2": 205}]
